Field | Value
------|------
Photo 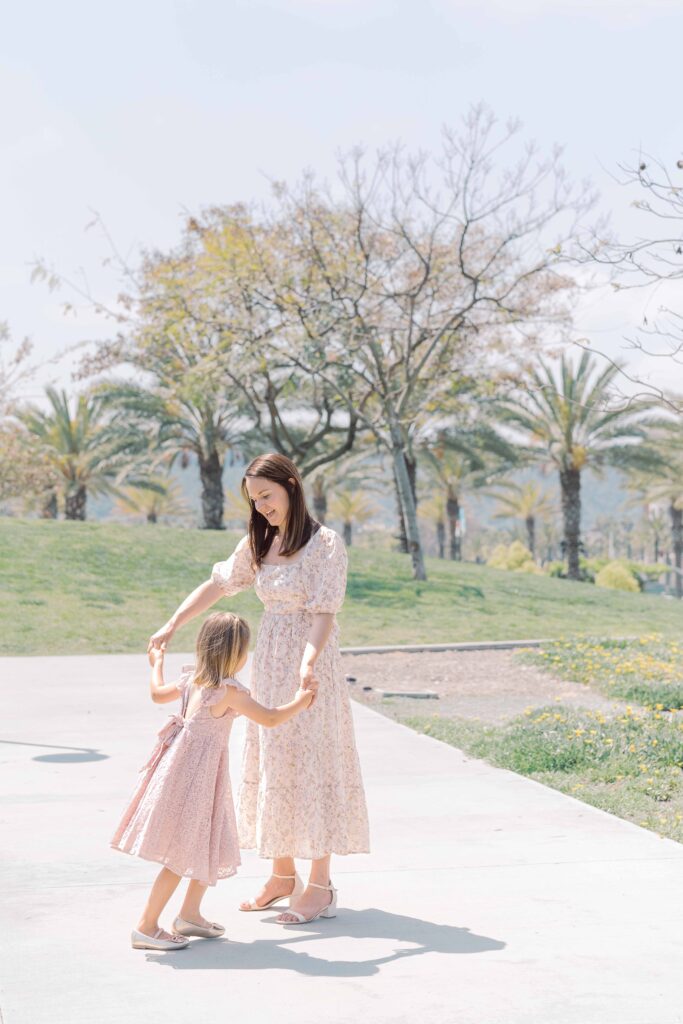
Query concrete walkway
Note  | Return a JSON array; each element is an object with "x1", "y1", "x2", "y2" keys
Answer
[{"x1": 1, "y1": 653, "x2": 682, "y2": 1024}]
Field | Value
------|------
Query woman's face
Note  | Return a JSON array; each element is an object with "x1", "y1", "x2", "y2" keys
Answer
[{"x1": 245, "y1": 475, "x2": 292, "y2": 530}]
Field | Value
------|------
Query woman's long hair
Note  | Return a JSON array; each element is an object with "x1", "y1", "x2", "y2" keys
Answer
[
  {"x1": 242, "y1": 452, "x2": 319, "y2": 565},
  {"x1": 194, "y1": 612, "x2": 250, "y2": 689}
]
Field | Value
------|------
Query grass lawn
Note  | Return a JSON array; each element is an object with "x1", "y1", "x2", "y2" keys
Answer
[
  {"x1": 1, "y1": 517, "x2": 682, "y2": 655},
  {"x1": 382, "y1": 635, "x2": 683, "y2": 844},
  {"x1": 520, "y1": 636, "x2": 683, "y2": 709},
  {"x1": 399, "y1": 700, "x2": 683, "y2": 844}
]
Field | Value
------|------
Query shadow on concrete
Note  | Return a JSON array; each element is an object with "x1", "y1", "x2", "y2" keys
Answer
[
  {"x1": 0, "y1": 739, "x2": 109, "y2": 763},
  {"x1": 144, "y1": 907, "x2": 505, "y2": 976}
]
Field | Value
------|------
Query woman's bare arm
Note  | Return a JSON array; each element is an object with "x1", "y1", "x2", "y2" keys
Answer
[
  {"x1": 148, "y1": 579, "x2": 224, "y2": 651},
  {"x1": 299, "y1": 613, "x2": 335, "y2": 702}
]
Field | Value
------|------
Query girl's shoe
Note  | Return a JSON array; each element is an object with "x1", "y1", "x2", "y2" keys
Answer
[
  {"x1": 131, "y1": 927, "x2": 189, "y2": 951},
  {"x1": 276, "y1": 881, "x2": 337, "y2": 925},
  {"x1": 173, "y1": 916, "x2": 225, "y2": 938},
  {"x1": 239, "y1": 872, "x2": 303, "y2": 912}
]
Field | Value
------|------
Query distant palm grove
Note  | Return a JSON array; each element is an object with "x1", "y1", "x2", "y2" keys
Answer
[{"x1": 2, "y1": 110, "x2": 682, "y2": 594}]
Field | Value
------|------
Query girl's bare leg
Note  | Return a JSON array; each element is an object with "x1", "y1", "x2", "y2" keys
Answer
[
  {"x1": 276, "y1": 855, "x2": 332, "y2": 923},
  {"x1": 238, "y1": 856, "x2": 297, "y2": 911},
  {"x1": 179, "y1": 880, "x2": 213, "y2": 926},
  {"x1": 137, "y1": 867, "x2": 183, "y2": 939}
]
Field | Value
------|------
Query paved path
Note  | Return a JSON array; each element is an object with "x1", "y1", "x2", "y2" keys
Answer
[{"x1": 1, "y1": 653, "x2": 682, "y2": 1024}]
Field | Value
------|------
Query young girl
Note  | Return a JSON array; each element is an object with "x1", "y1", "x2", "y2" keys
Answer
[{"x1": 111, "y1": 611, "x2": 317, "y2": 951}]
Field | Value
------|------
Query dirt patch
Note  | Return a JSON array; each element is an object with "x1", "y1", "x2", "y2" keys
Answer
[{"x1": 342, "y1": 648, "x2": 627, "y2": 724}]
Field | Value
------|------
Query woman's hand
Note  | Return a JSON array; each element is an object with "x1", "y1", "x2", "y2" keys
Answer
[
  {"x1": 295, "y1": 680, "x2": 318, "y2": 708},
  {"x1": 147, "y1": 621, "x2": 176, "y2": 654},
  {"x1": 299, "y1": 660, "x2": 318, "y2": 706}
]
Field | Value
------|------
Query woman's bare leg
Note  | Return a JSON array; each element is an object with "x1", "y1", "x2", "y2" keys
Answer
[
  {"x1": 137, "y1": 867, "x2": 185, "y2": 940},
  {"x1": 276, "y1": 855, "x2": 332, "y2": 923},
  {"x1": 238, "y1": 856, "x2": 297, "y2": 911}
]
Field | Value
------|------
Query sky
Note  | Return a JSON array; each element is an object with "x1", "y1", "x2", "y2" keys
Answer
[{"x1": 2, "y1": 0, "x2": 682, "y2": 402}]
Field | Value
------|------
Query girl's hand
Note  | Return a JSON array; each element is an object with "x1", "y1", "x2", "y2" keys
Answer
[
  {"x1": 295, "y1": 684, "x2": 316, "y2": 708},
  {"x1": 148, "y1": 643, "x2": 166, "y2": 667},
  {"x1": 299, "y1": 661, "x2": 318, "y2": 706},
  {"x1": 148, "y1": 621, "x2": 175, "y2": 654}
]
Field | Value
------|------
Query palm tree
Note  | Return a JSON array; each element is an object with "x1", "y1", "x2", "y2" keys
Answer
[
  {"x1": 417, "y1": 496, "x2": 447, "y2": 558},
  {"x1": 497, "y1": 353, "x2": 658, "y2": 579},
  {"x1": 420, "y1": 425, "x2": 517, "y2": 561},
  {"x1": 304, "y1": 447, "x2": 385, "y2": 536},
  {"x1": 489, "y1": 481, "x2": 556, "y2": 560},
  {"x1": 328, "y1": 489, "x2": 378, "y2": 546},
  {"x1": 97, "y1": 379, "x2": 244, "y2": 531},
  {"x1": 310, "y1": 473, "x2": 328, "y2": 524},
  {"x1": 18, "y1": 387, "x2": 152, "y2": 520},
  {"x1": 224, "y1": 486, "x2": 251, "y2": 532},
  {"x1": 628, "y1": 442, "x2": 683, "y2": 597},
  {"x1": 113, "y1": 474, "x2": 190, "y2": 525}
]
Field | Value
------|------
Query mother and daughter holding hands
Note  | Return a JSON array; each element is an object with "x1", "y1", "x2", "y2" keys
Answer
[{"x1": 111, "y1": 453, "x2": 370, "y2": 951}]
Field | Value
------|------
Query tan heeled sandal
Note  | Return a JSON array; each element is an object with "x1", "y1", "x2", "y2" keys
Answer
[
  {"x1": 276, "y1": 880, "x2": 337, "y2": 925},
  {"x1": 239, "y1": 872, "x2": 304, "y2": 912}
]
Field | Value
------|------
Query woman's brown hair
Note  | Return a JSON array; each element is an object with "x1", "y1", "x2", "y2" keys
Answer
[
  {"x1": 241, "y1": 452, "x2": 319, "y2": 566},
  {"x1": 194, "y1": 612, "x2": 250, "y2": 689}
]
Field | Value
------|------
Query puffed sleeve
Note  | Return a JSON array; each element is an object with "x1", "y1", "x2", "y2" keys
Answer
[
  {"x1": 302, "y1": 528, "x2": 348, "y2": 614},
  {"x1": 211, "y1": 535, "x2": 256, "y2": 597},
  {"x1": 202, "y1": 678, "x2": 251, "y2": 717}
]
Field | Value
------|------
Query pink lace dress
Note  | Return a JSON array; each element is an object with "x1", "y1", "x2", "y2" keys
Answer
[
  {"x1": 211, "y1": 525, "x2": 370, "y2": 860},
  {"x1": 111, "y1": 667, "x2": 249, "y2": 886}
]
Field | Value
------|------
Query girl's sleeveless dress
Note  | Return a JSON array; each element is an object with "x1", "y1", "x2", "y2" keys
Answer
[
  {"x1": 211, "y1": 524, "x2": 370, "y2": 860},
  {"x1": 110, "y1": 668, "x2": 249, "y2": 886}
]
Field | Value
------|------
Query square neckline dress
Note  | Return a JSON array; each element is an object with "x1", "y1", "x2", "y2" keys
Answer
[
  {"x1": 110, "y1": 669, "x2": 250, "y2": 885},
  {"x1": 212, "y1": 524, "x2": 370, "y2": 860}
]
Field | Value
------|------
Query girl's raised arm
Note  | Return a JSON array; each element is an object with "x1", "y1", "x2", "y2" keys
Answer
[{"x1": 148, "y1": 648, "x2": 182, "y2": 705}]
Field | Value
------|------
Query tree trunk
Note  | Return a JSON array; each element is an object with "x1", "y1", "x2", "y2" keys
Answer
[
  {"x1": 147, "y1": 510, "x2": 158, "y2": 524},
  {"x1": 40, "y1": 491, "x2": 58, "y2": 519},
  {"x1": 198, "y1": 449, "x2": 224, "y2": 530},
  {"x1": 526, "y1": 514, "x2": 535, "y2": 559},
  {"x1": 654, "y1": 535, "x2": 660, "y2": 563},
  {"x1": 343, "y1": 520, "x2": 352, "y2": 546},
  {"x1": 436, "y1": 520, "x2": 445, "y2": 559},
  {"x1": 313, "y1": 494, "x2": 327, "y2": 524},
  {"x1": 669, "y1": 502, "x2": 683, "y2": 599},
  {"x1": 393, "y1": 454, "x2": 417, "y2": 554},
  {"x1": 393, "y1": 466, "x2": 408, "y2": 552},
  {"x1": 390, "y1": 428, "x2": 426, "y2": 580},
  {"x1": 446, "y1": 494, "x2": 460, "y2": 561},
  {"x1": 64, "y1": 485, "x2": 87, "y2": 521},
  {"x1": 560, "y1": 468, "x2": 581, "y2": 580}
]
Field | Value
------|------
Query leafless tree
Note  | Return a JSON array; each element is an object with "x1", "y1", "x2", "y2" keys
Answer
[{"x1": 246, "y1": 106, "x2": 594, "y2": 578}]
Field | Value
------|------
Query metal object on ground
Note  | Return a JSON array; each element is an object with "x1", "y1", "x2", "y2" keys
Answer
[{"x1": 373, "y1": 689, "x2": 439, "y2": 699}]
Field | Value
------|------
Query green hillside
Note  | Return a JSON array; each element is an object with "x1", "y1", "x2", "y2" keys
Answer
[{"x1": 0, "y1": 518, "x2": 681, "y2": 656}]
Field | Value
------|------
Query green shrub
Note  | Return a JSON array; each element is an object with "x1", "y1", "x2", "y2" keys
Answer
[
  {"x1": 487, "y1": 540, "x2": 541, "y2": 574},
  {"x1": 595, "y1": 561, "x2": 639, "y2": 593},
  {"x1": 486, "y1": 544, "x2": 510, "y2": 570}
]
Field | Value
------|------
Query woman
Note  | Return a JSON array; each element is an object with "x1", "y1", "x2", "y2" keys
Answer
[{"x1": 148, "y1": 452, "x2": 369, "y2": 925}]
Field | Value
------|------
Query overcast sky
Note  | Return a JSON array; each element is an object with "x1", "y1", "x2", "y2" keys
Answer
[{"x1": 2, "y1": 0, "x2": 682, "y2": 400}]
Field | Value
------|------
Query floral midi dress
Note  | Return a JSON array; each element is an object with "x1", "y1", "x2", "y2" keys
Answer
[
  {"x1": 111, "y1": 668, "x2": 249, "y2": 885},
  {"x1": 211, "y1": 525, "x2": 370, "y2": 860}
]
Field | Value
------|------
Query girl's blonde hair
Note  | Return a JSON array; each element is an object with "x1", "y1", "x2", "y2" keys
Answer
[{"x1": 194, "y1": 612, "x2": 250, "y2": 689}]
